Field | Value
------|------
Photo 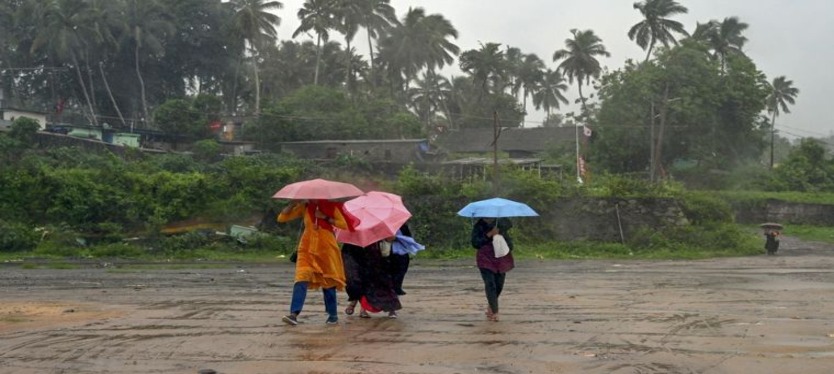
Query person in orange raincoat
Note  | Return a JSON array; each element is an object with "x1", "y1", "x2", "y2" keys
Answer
[{"x1": 279, "y1": 199, "x2": 358, "y2": 325}]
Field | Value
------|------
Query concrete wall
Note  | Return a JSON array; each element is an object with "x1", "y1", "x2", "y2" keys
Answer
[
  {"x1": 281, "y1": 140, "x2": 426, "y2": 163},
  {"x1": 734, "y1": 199, "x2": 834, "y2": 226},
  {"x1": 535, "y1": 198, "x2": 689, "y2": 243}
]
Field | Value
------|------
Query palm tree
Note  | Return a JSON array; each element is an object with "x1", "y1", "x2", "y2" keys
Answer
[
  {"x1": 408, "y1": 70, "x2": 451, "y2": 133},
  {"x1": 531, "y1": 68, "x2": 569, "y2": 116},
  {"x1": 628, "y1": 0, "x2": 689, "y2": 62},
  {"x1": 358, "y1": 0, "x2": 398, "y2": 86},
  {"x1": 125, "y1": 0, "x2": 174, "y2": 127},
  {"x1": 459, "y1": 42, "x2": 506, "y2": 96},
  {"x1": 84, "y1": 0, "x2": 127, "y2": 127},
  {"x1": 514, "y1": 53, "x2": 545, "y2": 126},
  {"x1": 552, "y1": 29, "x2": 610, "y2": 114},
  {"x1": 230, "y1": 0, "x2": 282, "y2": 114},
  {"x1": 691, "y1": 16, "x2": 748, "y2": 71},
  {"x1": 376, "y1": 7, "x2": 458, "y2": 94},
  {"x1": 766, "y1": 76, "x2": 799, "y2": 169},
  {"x1": 29, "y1": 0, "x2": 98, "y2": 125},
  {"x1": 294, "y1": 0, "x2": 338, "y2": 85},
  {"x1": 331, "y1": 0, "x2": 362, "y2": 91}
]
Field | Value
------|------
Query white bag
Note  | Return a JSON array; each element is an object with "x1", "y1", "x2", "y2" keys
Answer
[
  {"x1": 379, "y1": 241, "x2": 392, "y2": 257},
  {"x1": 492, "y1": 234, "x2": 510, "y2": 258}
]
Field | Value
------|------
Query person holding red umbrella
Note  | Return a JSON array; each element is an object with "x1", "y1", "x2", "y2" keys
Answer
[{"x1": 278, "y1": 199, "x2": 359, "y2": 325}]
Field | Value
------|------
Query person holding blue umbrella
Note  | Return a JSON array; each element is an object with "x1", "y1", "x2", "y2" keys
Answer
[
  {"x1": 460, "y1": 197, "x2": 537, "y2": 322},
  {"x1": 471, "y1": 217, "x2": 515, "y2": 322}
]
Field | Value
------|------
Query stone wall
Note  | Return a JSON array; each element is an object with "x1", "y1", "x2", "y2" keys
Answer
[
  {"x1": 536, "y1": 198, "x2": 689, "y2": 243},
  {"x1": 733, "y1": 199, "x2": 834, "y2": 226}
]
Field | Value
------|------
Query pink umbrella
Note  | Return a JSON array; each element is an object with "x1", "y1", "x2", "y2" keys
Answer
[
  {"x1": 272, "y1": 178, "x2": 363, "y2": 200},
  {"x1": 336, "y1": 191, "x2": 412, "y2": 247}
]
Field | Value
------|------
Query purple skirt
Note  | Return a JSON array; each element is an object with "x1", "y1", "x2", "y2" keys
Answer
[{"x1": 476, "y1": 243, "x2": 514, "y2": 273}]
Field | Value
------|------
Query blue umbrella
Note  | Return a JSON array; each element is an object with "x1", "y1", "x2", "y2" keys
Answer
[{"x1": 457, "y1": 197, "x2": 539, "y2": 218}]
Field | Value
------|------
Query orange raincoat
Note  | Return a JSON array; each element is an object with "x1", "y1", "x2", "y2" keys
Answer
[{"x1": 278, "y1": 200, "x2": 358, "y2": 290}]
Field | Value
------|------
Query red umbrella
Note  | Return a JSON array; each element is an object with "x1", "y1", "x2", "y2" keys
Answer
[
  {"x1": 336, "y1": 191, "x2": 412, "y2": 247},
  {"x1": 272, "y1": 178, "x2": 363, "y2": 200}
]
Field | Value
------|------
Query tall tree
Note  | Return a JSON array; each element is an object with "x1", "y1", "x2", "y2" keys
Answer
[
  {"x1": 459, "y1": 42, "x2": 506, "y2": 96},
  {"x1": 532, "y1": 68, "x2": 569, "y2": 116},
  {"x1": 376, "y1": 7, "x2": 459, "y2": 94},
  {"x1": 29, "y1": 0, "x2": 98, "y2": 125},
  {"x1": 552, "y1": 29, "x2": 610, "y2": 114},
  {"x1": 766, "y1": 75, "x2": 799, "y2": 169},
  {"x1": 293, "y1": 0, "x2": 337, "y2": 86},
  {"x1": 229, "y1": 0, "x2": 282, "y2": 115},
  {"x1": 628, "y1": 0, "x2": 689, "y2": 62},
  {"x1": 358, "y1": 0, "x2": 398, "y2": 87},
  {"x1": 691, "y1": 16, "x2": 748, "y2": 71},
  {"x1": 514, "y1": 53, "x2": 545, "y2": 126},
  {"x1": 125, "y1": 0, "x2": 174, "y2": 127}
]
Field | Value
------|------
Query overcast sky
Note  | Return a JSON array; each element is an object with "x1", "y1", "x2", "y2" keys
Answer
[{"x1": 273, "y1": 0, "x2": 832, "y2": 139}]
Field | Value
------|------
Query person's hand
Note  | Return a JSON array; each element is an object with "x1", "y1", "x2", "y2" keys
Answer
[{"x1": 487, "y1": 226, "x2": 499, "y2": 238}]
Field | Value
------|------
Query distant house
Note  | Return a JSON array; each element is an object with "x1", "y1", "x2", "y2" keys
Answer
[
  {"x1": 279, "y1": 139, "x2": 435, "y2": 163},
  {"x1": 435, "y1": 126, "x2": 576, "y2": 158},
  {"x1": 0, "y1": 107, "x2": 48, "y2": 131}
]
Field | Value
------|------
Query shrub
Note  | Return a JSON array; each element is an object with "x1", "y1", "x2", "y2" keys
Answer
[{"x1": 0, "y1": 220, "x2": 38, "y2": 252}]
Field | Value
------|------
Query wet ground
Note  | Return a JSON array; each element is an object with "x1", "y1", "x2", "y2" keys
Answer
[{"x1": 2, "y1": 236, "x2": 834, "y2": 374}]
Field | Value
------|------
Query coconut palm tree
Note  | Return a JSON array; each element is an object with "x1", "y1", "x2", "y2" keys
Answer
[
  {"x1": 125, "y1": 0, "x2": 174, "y2": 127},
  {"x1": 531, "y1": 68, "x2": 569, "y2": 116},
  {"x1": 459, "y1": 42, "x2": 506, "y2": 97},
  {"x1": 552, "y1": 29, "x2": 610, "y2": 113},
  {"x1": 229, "y1": 0, "x2": 282, "y2": 115},
  {"x1": 408, "y1": 70, "x2": 451, "y2": 132},
  {"x1": 767, "y1": 76, "x2": 799, "y2": 168},
  {"x1": 514, "y1": 53, "x2": 545, "y2": 126},
  {"x1": 358, "y1": 0, "x2": 398, "y2": 86},
  {"x1": 628, "y1": 0, "x2": 689, "y2": 62},
  {"x1": 691, "y1": 16, "x2": 748, "y2": 71},
  {"x1": 294, "y1": 0, "x2": 338, "y2": 86},
  {"x1": 28, "y1": 0, "x2": 97, "y2": 125},
  {"x1": 376, "y1": 7, "x2": 458, "y2": 94}
]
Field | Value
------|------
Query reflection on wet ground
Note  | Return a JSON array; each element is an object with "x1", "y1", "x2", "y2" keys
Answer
[{"x1": 2, "y1": 237, "x2": 834, "y2": 373}]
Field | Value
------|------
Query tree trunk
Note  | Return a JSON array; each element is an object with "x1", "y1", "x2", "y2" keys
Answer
[
  {"x1": 770, "y1": 111, "x2": 777, "y2": 169},
  {"x1": 134, "y1": 41, "x2": 150, "y2": 127},
  {"x1": 253, "y1": 48, "x2": 261, "y2": 115},
  {"x1": 314, "y1": 35, "x2": 322, "y2": 85},
  {"x1": 366, "y1": 29, "x2": 376, "y2": 87},
  {"x1": 652, "y1": 84, "x2": 671, "y2": 181},
  {"x1": 71, "y1": 52, "x2": 98, "y2": 126},
  {"x1": 99, "y1": 62, "x2": 127, "y2": 128}
]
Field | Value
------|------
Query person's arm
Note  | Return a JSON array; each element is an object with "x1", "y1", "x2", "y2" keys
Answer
[
  {"x1": 277, "y1": 201, "x2": 305, "y2": 223},
  {"x1": 323, "y1": 207, "x2": 348, "y2": 230},
  {"x1": 471, "y1": 221, "x2": 495, "y2": 249}
]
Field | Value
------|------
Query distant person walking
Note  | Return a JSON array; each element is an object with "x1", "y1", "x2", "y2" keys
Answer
[
  {"x1": 278, "y1": 199, "x2": 358, "y2": 325},
  {"x1": 471, "y1": 217, "x2": 515, "y2": 322},
  {"x1": 765, "y1": 228, "x2": 781, "y2": 255}
]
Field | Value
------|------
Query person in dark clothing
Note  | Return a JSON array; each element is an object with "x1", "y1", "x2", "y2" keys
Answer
[
  {"x1": 342, "y1": 238, "x2": 402, "y2": 319},
  {"x1": 765, "y1": 229, "x2": 781, "y2": 255},
  {"x1": 388, "y1": 224, "x2": 413, "y2": 295},
  {"x1": 471, "y1": 217, "x2": 514, "y2": 322}
]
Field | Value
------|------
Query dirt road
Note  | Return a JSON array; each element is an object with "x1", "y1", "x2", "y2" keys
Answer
[{"x1": 2, "y1": 236, "x2": 834, "y2": 374}]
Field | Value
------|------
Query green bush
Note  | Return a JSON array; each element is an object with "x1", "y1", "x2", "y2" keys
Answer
[
  {"x1": 0, "y1": 220, "x2": 38, "y2": 252},
  {"x1": 679, "y1": 192, "x2": 734, "y2": 225}
]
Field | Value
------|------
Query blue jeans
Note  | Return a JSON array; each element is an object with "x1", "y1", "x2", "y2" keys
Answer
[{"x1": 290, "y1": 282, "x2": 337, "y2": 318}]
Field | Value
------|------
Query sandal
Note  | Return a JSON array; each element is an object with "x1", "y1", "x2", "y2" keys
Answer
[
  {"x1": 345, "y1": 301, "x2": 357, "y2": 315},
  {"x1": 359, "y1": 309, "x2": 370, "y2": 318}
]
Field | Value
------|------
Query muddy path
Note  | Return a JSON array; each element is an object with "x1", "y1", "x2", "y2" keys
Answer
[{"x1": 2, "y1": 236, "x2": 834, "y2": 374}]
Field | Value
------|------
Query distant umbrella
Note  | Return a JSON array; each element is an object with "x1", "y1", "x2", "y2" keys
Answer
[{"x1": 760, "y1": 222, "x2": 783, "y2": 230}]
